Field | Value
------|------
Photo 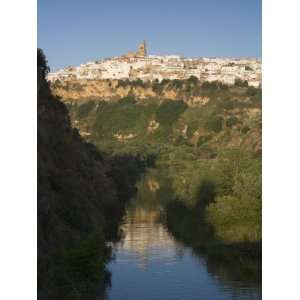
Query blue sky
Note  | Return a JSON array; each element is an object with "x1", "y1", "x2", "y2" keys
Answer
[{"x1": 38, "y1": 0, "x2": 261, "y2": 71}]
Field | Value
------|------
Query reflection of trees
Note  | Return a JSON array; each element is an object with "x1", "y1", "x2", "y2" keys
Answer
[
  {"x1": 129, "y1": 168, "x2": 175, "y2": 211},
  {"x1": 165, "y1": 201, "x2": 261, "y2": 297},
  {"x1": 118, "y1": 207, "x2": 182, "y2": 270},
  {"x1": 204, "y1": 247, "x2": 261, "y2": 289},
  {"x1": 121, "y1": 168, "x2": 261, "y2": 298}
]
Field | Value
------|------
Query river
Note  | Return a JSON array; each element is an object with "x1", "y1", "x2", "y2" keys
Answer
[{"x1": 107, "y1": 173, "x2": 262, "y2": 300}]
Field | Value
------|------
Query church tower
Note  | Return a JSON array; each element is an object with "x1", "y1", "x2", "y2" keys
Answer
[{"x1": 137, "y1": 40, "x2": 147, "y2": 57}]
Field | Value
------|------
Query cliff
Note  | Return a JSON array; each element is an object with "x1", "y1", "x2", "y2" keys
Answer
[
  {"x1": 50, "y1": 78, "x2": 213, "y2": 106},
  {"x1": 61, "y1": 80, "x2": 262, "y2": 155}
]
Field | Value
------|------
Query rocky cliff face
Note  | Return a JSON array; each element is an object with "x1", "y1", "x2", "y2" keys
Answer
[{"x1": 50, "y1": 78, "x2": 211, "y2": 106}]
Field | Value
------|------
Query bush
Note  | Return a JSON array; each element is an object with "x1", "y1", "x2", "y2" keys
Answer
[
  {"x1": 201, "y1": 81, "x2": 228, "y2": 90},
  {"x1": 117, "y1": 79, "x2": 130, "y2": 88},
  {"x1": 226, "y1": 116, "x2": 239, "y2": 128},
  {"x1": 93, "y1": 100, "x2": 157, "y2": 137},
  {"x1": 77, "y1": 101, "x2": 95, "y2": 118},
  {"x1": 161, "y1": 79, "x2": 171, "y2": 86},
  {"x1": 156, "y1": 100, "x2": 187, "y2": 126},
  {"x1": 187, "y1": 76, "x2": 199, "y2": 85},
  {"x1": 234, "y1": 79, "x2": 248, "y2": 87},
  {"x1": 213, "y1": 149, "x2": 257, "y2": 197},
  {"x1": 169, "y1": 79, "x2": 183, "y2": 89},
  {"x1": 206, "y1": 195, "x2": 261, "y2": 242},
  {"x1": 241, "y1": 126, "x2": 250, "y2": 134},
  {"x1": 62, "y1": 231, "x2": 106, "y2": 282},
  {"x1": 132, "y1": 78, "x2": 146, "y2": 88},
  {"x1": 204, "y1": 115, "x2": 223, "y2": 133},
  {"x1": 196, "y1": 135, "x2": 212, "y2": 147},
  {"x1": 221, "y1": 98, "x2": 235, "y2": 110},
  {"x1": 202, "y1": 81, "x2": 219, "y2": 90},
  {"x1": 246, "y1": 86, "x2": 258, "y2": 96},
  {"x1": 152, "y1": 81, "x2": 164, "y2": 94},
  {"x1": 119, "y1": 95, "x2": 136, "y2": 104}
]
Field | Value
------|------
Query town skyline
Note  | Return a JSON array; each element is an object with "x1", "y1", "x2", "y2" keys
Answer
[
  {"x1": 38, "y1": 0, "x2": 261, "y2": 71},
  {"x1": 47, "y1": 41, "x2": 261, "y2": 88}
]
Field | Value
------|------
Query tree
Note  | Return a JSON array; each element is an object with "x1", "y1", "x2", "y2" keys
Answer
[
  {"x1": 37, "y1": 48, "x2": 50, "y2": 78},
  {"x1": 187, "y1": 75, "x2": 199, "y2": 85},
  {"x1": 234, "y1": 78, "x2": 248, "y2": 87},
  {"x1": 204, "y1": 115, "x2": 223, "y2": 133},
  {"x1": 246, "y1": 86, "x2": 258, "y2": 96}
]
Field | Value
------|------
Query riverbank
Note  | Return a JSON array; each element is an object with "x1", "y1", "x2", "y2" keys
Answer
[{"x1": 107, "y1": 193, "x2": 261, "y2": 300}]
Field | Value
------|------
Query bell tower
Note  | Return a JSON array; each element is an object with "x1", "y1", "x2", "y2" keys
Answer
[{"x1": 137, "y1": 40, "x2": 147, "y2": 57}]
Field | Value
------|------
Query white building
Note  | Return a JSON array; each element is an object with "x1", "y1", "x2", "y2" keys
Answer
[{"x1": 47, "y1": 45, "x2": 261, "y2": 87}]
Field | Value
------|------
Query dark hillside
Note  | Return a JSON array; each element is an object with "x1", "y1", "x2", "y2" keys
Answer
[{"x1": 37, "y1": 49, "x2": 146, "y2": 299}]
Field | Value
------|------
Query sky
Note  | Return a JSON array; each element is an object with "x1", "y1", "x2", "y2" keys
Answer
[{"x1": 38, "y1": 0, "x2": 261, "y2": 71}]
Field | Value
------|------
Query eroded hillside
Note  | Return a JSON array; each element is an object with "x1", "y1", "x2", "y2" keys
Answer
[
  {"x1": 59, "y1": 79, "x2": 261, "y2": 155},
  {"x1": 50, "y1": 77, "x2": 241, "y2": 106}
]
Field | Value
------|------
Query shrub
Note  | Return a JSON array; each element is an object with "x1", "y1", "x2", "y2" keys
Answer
[
  {"x1": 196, "y1": 135, "x2": 212, "y2": 147},
  {"x1": 76, "y1": 101, "x2": 95, "y2": 118},
  {"x1": 202, "y1": 81, "x2": 219, "y2": 90},
  {"x1": 234, "y1": 79, "x2": 248, "y2": 87},
  {"x1": 156, "y1": 100, "x2": 187, "y2": 126},
  {"x1": 51, "y1": 79, "x2": 62, "y2": 89},
  {"x1": 187, "y1": 76, "x2": 199, "y2": 85},
  {"x1": 246, "y1": 86, "x2": 258, "y2": 96},
  {"x1": 206, "y1": 195, "x2": 261, "y2": 242},
  {"x1": 117, "y1": 79, "x2": 130, "y2": 88},
  {"x1": 233, "y1": 158, "x2": 261, "y2": 201},
  {"x1": 169, "y1": 79, "x2": 183, "y2": 89},
  {"x1": 226, "y1": 116, "x2": 239, "y2": 128},
  {"x1": 241, "y1": 125, "x2": 250, "y2": 134},
  {"x1": 152, "y1": 81, "x2": 164, "y2": 94},
  {"x1": 201, "y1": 81, "x2": 228, "y2": 90},
  {"x1": 204, "y1": 115, "x2": 223, "y2": 133},
  {"x1": 161, "y1": 79, "x2": 171, "y2": 86},
  {"x1": 132, "y1": 78, "x2": 146, "y2": 88},
  {"x1": 222, "y1": 98, "x2": 235, "y2": 110},
  {"x1": 62, "y1": 231, "x2": 106, "y2": 282},
  {"x1": 213, "y1": 149, "x2": 256, "y2": 197},
  {"x1": 119, "y1": 95, "x2": 136, "y2": 105}
]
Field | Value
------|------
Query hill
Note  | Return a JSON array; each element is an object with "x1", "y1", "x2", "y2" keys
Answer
[
  {"x1": 56, "y1": 77, "x2": 262, "y2": 248},
  {"x1": 37, "y1": 49, "x2": 147, "y2": 300}
]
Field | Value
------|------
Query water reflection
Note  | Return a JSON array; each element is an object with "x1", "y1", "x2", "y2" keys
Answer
[
  {"x1": 114, "y1": 207, "x2": 184, "y2": 271},
  {"x1": 107, "y1": 172, "x2": 261, "y2": 300}
]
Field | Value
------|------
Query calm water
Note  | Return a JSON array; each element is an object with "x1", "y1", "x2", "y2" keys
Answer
[{"x1": 107, "y1": 174, "x2": 261, "y2": 300}]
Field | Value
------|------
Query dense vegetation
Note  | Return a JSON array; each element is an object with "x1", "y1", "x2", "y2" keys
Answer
[
  {"x1": 63, "y1": 76, "x2": 262, "y2": 261},
  {"x1": 37, "y1": 49, "x2": 150, "y2": 300},
  {"x1": 46, "y1": 58, "x2": 262, "y2": 295}
]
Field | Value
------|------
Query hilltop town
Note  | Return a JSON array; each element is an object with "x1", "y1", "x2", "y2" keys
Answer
[{"x1": 47, "y1": 41, "x2": 261, "y2": 87}]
